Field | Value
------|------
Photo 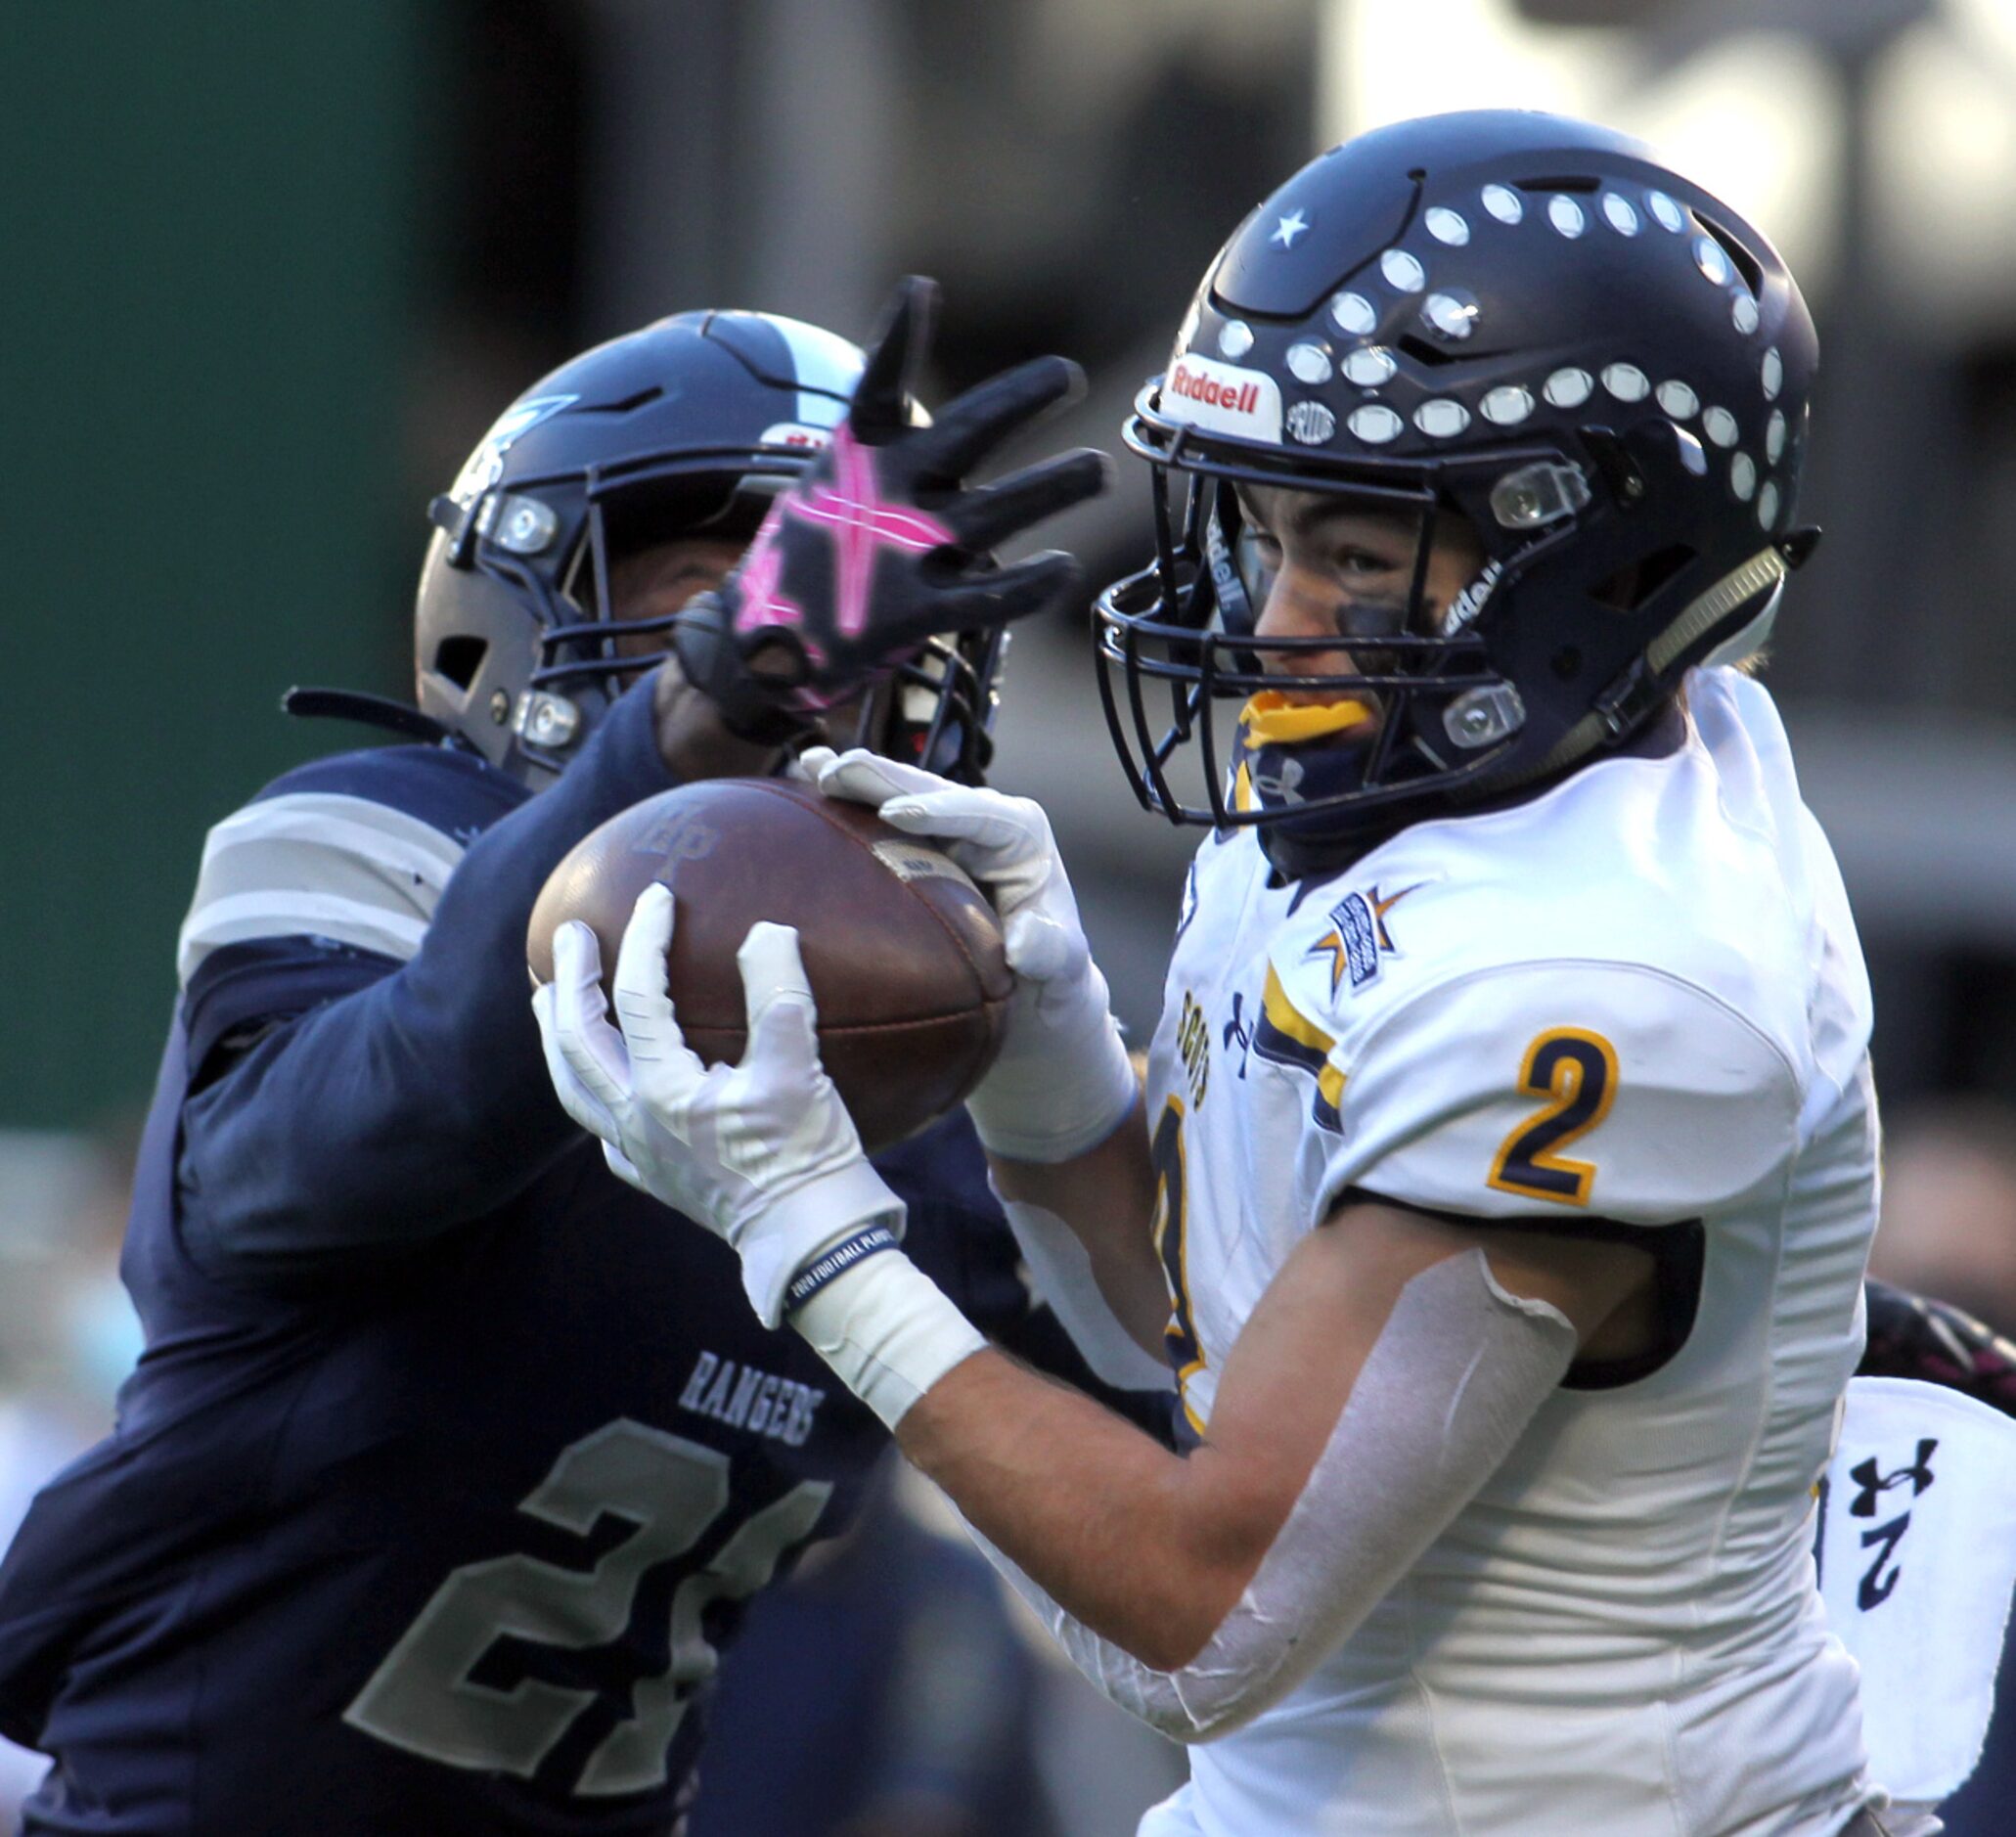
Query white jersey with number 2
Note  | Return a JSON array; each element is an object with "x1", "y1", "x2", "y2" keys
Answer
[{"x1": 1140, "y1": 667, "x2": 1880, "y2": 1837}]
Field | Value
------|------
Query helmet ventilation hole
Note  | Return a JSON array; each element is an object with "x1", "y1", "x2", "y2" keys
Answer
[
  {"x1": 1694, "y1": 214, "x2": 1764, "y2": 297},
  {"x1": 1396, "y1": 334, "x2": 1458, "y2": 368},
  {"x1": 592, "y1": 386, "x2": 663, "y2": 415},
  {"x1": 433, "y1": 636, "x2": 489, "y2": 690}
]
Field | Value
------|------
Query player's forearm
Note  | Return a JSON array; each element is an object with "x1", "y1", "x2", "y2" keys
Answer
[
  {"x1": 786, "y1": 1230, "x2": 1261, "y2": 1673},
  {"x1": 988, "y1": 1100, "x2": 1168, "y2": 1356},
  {"x1": 875, "y1": 1207, "x2": 1562, "y2": 1682},
  {"x1": 895, "y1": 1346, "x2": 1277, "y2": 1671},
  {"x1": 893, "y1": 1220, "x2": 1371, "y2": 1670},
  {"x1": 179, "y1": 683, "x2": 687, "y2": 1270}
]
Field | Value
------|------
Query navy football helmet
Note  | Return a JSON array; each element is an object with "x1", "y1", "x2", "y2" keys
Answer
[
  {"x1": 1095, "y1": 111, "x2": 1819, "y2": 875},
  {"x1": 415, "y1": 310, "x2": 1003, "y2": 788}
]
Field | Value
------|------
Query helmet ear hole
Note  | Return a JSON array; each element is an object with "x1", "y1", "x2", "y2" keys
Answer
[
  {"x1": 1590, "y1": 544, "x2": 1696, "y2": 612},
  {"x1": 432, "y1": 636, "x2": 489, "y2": 691}
]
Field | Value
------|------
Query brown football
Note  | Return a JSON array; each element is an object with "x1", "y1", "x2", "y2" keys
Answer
[{"x1": 528, "y1": 777, "x2": 1012, "y2": 1153}]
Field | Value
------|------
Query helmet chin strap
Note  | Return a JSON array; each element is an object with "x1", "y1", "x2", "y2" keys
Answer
[
  {"x1": 1507, "y1": 544, "x2": 1795, "y2": 793},
  {"x1": 1700, "y1": 578, "x2": 1785, "y2": 670},
  {"x1": 280, "y1": 688, "x2": 457, "y2": 747},
  {"x1": 1231, "y1": 554, "x2": 1793, "y2": 874}
]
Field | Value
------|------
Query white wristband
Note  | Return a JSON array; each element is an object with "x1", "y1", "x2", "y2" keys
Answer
[{"x1": 790, "y1": 1250, "x2": 988, "y2": 1429}]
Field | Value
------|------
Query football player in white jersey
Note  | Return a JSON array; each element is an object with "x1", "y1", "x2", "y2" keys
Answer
[{"x1": 541, "y1": 113, "x2": 1915, "y2": 1834}]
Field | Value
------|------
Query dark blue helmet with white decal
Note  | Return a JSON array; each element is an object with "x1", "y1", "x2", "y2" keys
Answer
[
  {"x1": 415, "y1": 310, "x2": 1002, "y2": 789},
  {"x1": 1096, "y1": 110, "x2": 1819, "y2": 876}
]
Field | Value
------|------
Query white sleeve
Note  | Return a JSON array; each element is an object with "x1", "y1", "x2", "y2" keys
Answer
[
  {"x1": 961, "y1": 1249, "x2": 1577, "y2": 1741},
  {"x1": 1321, "y1": 961, "x2": 1802, "y2": 1226},
  {"x1": 994, "y1": 1194, "x2": 1172, "y2": 1393}
]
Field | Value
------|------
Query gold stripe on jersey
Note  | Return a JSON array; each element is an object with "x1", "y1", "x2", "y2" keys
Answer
[
  {"x1": 1316, "y1": 1062, "x2": 1347, "y2": 1133},
  {"x1": 1150, "y1": 1097, "x2": 1210, "y2": 1436},
  {"x1": 1259, "y1": 963, "x2": 1334, "y2": 1059},
  {"x1": 1254, "y1": 965, "x2": 1348, "y2": 1134}
]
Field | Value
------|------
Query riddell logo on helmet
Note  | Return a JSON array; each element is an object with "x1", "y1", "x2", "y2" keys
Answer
[
  {"x1": 1169, "y1": 363, "x2": 1261, "y2": 417},
  {"x1": 758, "y1": 422, "x2": 835, "y2": 451},
  {"x1": 1164, "y1": 355, "x2": 1283, "y2": 443},
  {"x1": 1441, "y1": 559, "x2": 1503, "y2": 636}
]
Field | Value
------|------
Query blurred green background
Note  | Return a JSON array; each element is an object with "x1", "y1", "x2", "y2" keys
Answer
[{"x1": 3, "y1": 5, "x2": 422, "y2": 1125}]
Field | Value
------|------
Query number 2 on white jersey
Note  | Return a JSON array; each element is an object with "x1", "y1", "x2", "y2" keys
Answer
[{"x1": 1487, "y1": 1028, "x2": 1618, "y2": 1207}]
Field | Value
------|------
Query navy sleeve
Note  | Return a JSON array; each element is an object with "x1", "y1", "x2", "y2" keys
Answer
[
  {"x1": 177, "y1": 681, "x2": 676, "y2": 1284},
  {"x1": 182, "y1": 936, "x2": 404, "y2": 1085}
]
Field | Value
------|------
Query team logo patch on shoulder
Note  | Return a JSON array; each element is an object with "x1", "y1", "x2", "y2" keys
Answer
[{"x1": 1308, "y1": 881, "x2": 1426, "y2": 997}]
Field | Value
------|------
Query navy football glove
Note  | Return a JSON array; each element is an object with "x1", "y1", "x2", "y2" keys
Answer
[{"x1": 673, "y1": 276, "x2": 1108, "y2": 741}]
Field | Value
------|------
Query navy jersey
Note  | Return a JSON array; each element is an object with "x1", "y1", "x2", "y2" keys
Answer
[{"x1": 0, "y1": 684, "x2": 1084, "y2": 1836}]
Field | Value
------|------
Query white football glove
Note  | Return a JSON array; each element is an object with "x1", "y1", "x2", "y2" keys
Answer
[
  {"x1": 532, "y1": 882, "x2": 906, "y2": 1327},
  {"x1": 804, "y1": 746, "x2": 1138, "y2": 1162}
]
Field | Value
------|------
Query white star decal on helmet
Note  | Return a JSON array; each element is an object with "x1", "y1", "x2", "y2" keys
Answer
[{"x1": 1272, "y1": 209, "x2": 1309, "y2": 249}]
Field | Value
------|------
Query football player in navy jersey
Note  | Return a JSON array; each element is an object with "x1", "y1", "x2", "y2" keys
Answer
[{"x1": 0, "y1": 286, "x2": 1136, "y2": 1836}]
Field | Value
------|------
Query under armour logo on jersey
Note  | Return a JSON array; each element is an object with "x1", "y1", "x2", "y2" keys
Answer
[
  {"x1": 1840, "y1": 1438, "x2": 1939, "y2": 1612},
  {"x1": 1222, "y1": 990, "x2": 1252, "y2": 1078},
  {"x1": 733, "y1": 422, "x2": 955, "y2": 665},
  {"x1": 1850, "y1": 1439, "x2": 1938, "y2": 1517}
]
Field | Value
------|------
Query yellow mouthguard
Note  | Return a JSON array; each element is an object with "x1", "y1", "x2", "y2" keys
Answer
[{"x1": 1237, "y1": 690, "x2": 1378, "y2": 745}]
